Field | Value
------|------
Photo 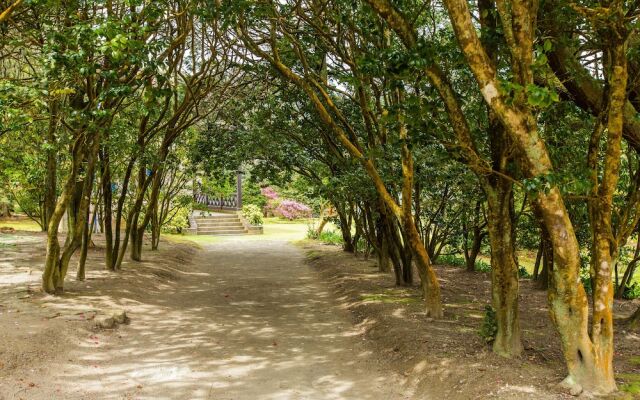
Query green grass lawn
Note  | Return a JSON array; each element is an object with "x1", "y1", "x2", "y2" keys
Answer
[
  {"x1": 0, "y1": 217, "x2": 42, "y2": 232},
  {"x1": 165, "y1": 218, "x2": 316, "y2": 246}
]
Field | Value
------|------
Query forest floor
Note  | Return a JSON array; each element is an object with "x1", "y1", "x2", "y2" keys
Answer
[
  {"x1": 300, "y1": 242, "x2": 640, "y2": 399},
  {"x1": 0, "y1": 218, "x2": 639, "y2": 399}
]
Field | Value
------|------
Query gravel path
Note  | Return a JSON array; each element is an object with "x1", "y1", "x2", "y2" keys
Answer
[{"x1": 40, "y1": 238, "x2": 408, "y2": 400}]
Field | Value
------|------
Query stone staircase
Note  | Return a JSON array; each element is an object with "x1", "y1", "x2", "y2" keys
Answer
[{"x1": 194, "y1": 213, "x2": 248, "y2": 235}]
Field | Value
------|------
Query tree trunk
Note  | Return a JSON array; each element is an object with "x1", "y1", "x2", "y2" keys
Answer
[
  {"x1": 628, "y1": 306, "x2": 640, "y2": 329},
  {"x1": 43, "y1": 101, "x2": 59, "y2": 232},
  {"x1": 129, "y1": 162, "x2": 157, "y2": 262},
  {"x1": 393, "y1": 226, "x2": 414, "y2": 286},
  {"x1": 114, "y1": 210, "x2": 136, "y2": 270},
  {"x1": 533, "y1": 218, "x2": 553, "y2": 290},
  {"x1": 464, "y1": 224, "x2": 483, "y2": 272},
  {"x1": 533, "y1": 240, "x2": 543, "y2": 280},
  {"x1": 616, "y1": 237, "x2": 640, "y2": 298},
  {"x1": 130, "y1": 226, "x2": 144, "y2": 261},
  {"x1": 386, "y1": 222, "x2": 407, "y2": 286},
  {"x1": 377, "y1": 229, "x2": 391, "y2": 272},
  {"x1": 131, "y1": 143, "x2": 173, "y2": 260},
  {"x1": 538, "y1": 189, "x2": 616, "y2": 393},
  {"x1": 441, "y1": 0, "x2": 618, "y2": 390},
  {"x1": 0, "y1": 202, "x2": 9, "y2": 217},
  {"x1": 584, "y1": 33, "x2": 628, "y2": 394},
  {"x1": 76, "y1": 206, "x2": 90, "y2": 281},
  {"x1": 42, "y1": 137, "x2": 85, "y2": 293},
  {"x1": 336, "y1": 205, "x2": 354, "y2": 253},
  {"x1": 100, "y1": 146, "x2": 115, "y2": 271},
  {"x1": 115, "y1": 164, "x2": 153, "y2": 270},
  {"x1": 404, "y1": 218, "x2": 443, "y2": 317},
  {"x1": 43, "y1": 133, "x2": 99, "y2": 293},
  {"x1": 316, "y1": 217, "x2": 329, "y2": 236},
  {"x1": 151, "y1": 198, "x2": 160, "y2": 250},
  {"x1": 77, "y1": 185, "x2": 100, "y2": 281},
  {"x1": 486, "y1": 181, "x2": 522, "y2": 357},
  {"x1": 111, "y1": 155, "x2": 137, "y2": 269}
]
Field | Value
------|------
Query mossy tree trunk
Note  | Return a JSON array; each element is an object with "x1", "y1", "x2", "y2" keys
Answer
[
  {"x1": 585, "y1": 16, "x2": 628, "y2": 392},
  {"x1": 486, "y1": 180, "x2": 522, "y2": 357},
  {"x1": 43, "y1": 132, "x2": 100, "y2": 294},
  {"x1": 440, "y1": 0, "x2": 625, "y2": 392}
]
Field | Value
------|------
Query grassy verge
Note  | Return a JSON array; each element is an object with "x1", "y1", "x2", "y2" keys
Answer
[{"x1": 0, "y1": 218, "x2": 42, "y2": 232}]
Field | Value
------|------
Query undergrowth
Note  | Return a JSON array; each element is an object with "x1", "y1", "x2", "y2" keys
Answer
[
  {"x1": 479, "y1": 305, "x2": 498, "y2": 344},
  {"x1": 307, "y1": 226, "x2": 344, "y2": 246},
  {"x1": 437, "y1": 254, "x2": 531, "y2": 278}
]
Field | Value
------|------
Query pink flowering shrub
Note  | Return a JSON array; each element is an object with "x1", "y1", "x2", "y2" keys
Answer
[
  {"x1": 275, "y1": 200, "x2": 312, "y2": 220},
  {"x1": 260, "y1": 186, "x2": 279, "y2": 200},
  {"x1": 260, "y1": 186, "x2": 311, "y2": 219}
]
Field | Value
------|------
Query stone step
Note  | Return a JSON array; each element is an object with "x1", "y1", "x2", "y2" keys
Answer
[
  {"x1": 195, "y1": 216, "x2": 240, "y2": 220},
  {"x1": 196, "y1": 221, "x2": 242, "y2": 226},
  {"x1": 197, "y1": 224, "x2": 245, "y2": 229},
  {"x1": 197, "y1": 229, "x2": 248, "y2": 235},
  {"x1": 197, "y1": 226, "x2": 246, "y2": 231},
  {"x1": 195, "y1": 219, "x2": 241, "y2": 224},
  {"x1": 198, "y1": 227, "x2": 245, "y2": 232},
  {"x1": 198, "y1": 233, "x2": 248, "y2": 236},
  {"x1": 196, "y1": 218, "x2": 242, "y2": 222}
]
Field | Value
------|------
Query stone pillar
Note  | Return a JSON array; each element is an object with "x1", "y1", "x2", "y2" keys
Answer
[{"x1": 236, "y1": 171, "x2": 243, "y2": 210}]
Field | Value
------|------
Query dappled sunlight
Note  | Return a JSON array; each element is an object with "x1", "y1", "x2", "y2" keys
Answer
[{"x1": 0, "y1": 237, "x2": 403, "y2": 399}]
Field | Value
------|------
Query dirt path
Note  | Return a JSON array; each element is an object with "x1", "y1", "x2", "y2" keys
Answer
[{"x1": 1, "y1": 236, "x2": 408, "y2": 400}]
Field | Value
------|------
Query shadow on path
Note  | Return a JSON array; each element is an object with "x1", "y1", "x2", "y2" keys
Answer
[{"x1": 52, "y1": 239, "x2": 408, "y2": 400}]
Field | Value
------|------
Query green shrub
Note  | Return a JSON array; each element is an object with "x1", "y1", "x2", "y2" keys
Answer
[
  {"x1": 306, "y1": 225, "x2": 319, "y2": 239},
  {"x1": 318, "y1": 230, "x2": 344, "y2": 245},
  {"x1": 475, "y1": 260, "x2": 491, "y2": 272},
  {"x1": 437, "y1": 254, "x2": 466, "y2": 267},
  {"x1": 307, "y1": 226, "x2": 344, "y2": 246},
  {"x1": 242, "y1": 204, "x2": 263, "y2": 226},
  {"x1": 160, "y1": 195, "x2": 191, "y2": 234},
  {"x1": 580, "y1": 268, "x2": 593, "y2": 295},
  {"x1": 438, "y1": 254, "x2": 491, "y2": 272},
  {"x1": 518, "y1": 265, "x2": 532, "y2": 278},
  {"x1": 438, "y1": 254, "x2": 533, "y2": 277},
  {"x1": 355, "y1": 237, "x2": 370, "y2": 252},
  {"x1": 623, "y1": 283, "x2": 640, "y2": 300},
  {"x1": 479, "y1": 305, "x2": 498, "y2": 344}
]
